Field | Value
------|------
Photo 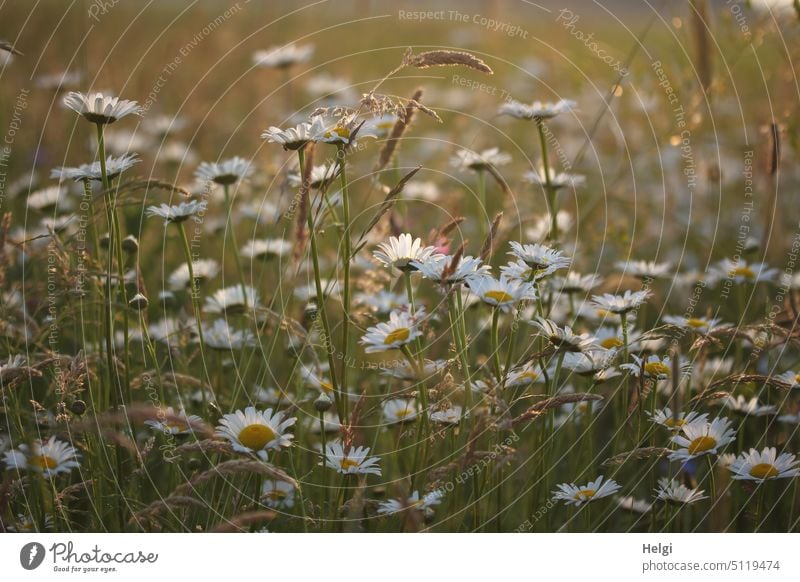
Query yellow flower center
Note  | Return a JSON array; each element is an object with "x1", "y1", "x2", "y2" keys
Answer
[
  {"x1": 340, "y1": 457, "x2": 360, "y2": 471},
  {"x1": 325, "y1": 126, "x2": 350, "y2": 140},
  {"x1": 595, "y1": 309, "x2": 612, "y2": 318},
  {"x1": 686, "y1": 318, "x2": 707, "y2": 328},
  {"x1": 484, "y1": 290, "x2": 514, "y2": 303},
  {"x1": 794, "y1": 374, "x2": 800, "y2": 384},
  {"x1": 687, "y1": 435, "x2": 717, "y2": 455},
  {"x1": 644, "y1": 362, "x2": 670, "y2": 377},
  {"x1": 394, "y1": 407, "x2": 413, "y2": 419},
  {"x1": 165, "y1": 421, "x2": 187, "y2": 432},
  {"x1": 238, "y1": 423, "x2": 276, "y2": 450},
  {"x1": 319, "y1": 381, "x2": 333, "y2": 393},
  {"x1": 575, "y1": 489, "x2": 596, "y2": 501},
  {"x1": 519, "y1": 371, "x2": 539, "y2": 381},
  {"x1": 663, "y1": 417, "x2": 686, "y2": 429},
  {"x1": 30, "y1": 455, "x2": 58, "y2": 470},
  {"x1": 749, "y1": 463, "x2": 779, "y2": 480},
  {"x1": 600, "y1": 337, "x2": 623, "y2": 349},
  {"x1": 265, "y1": 489, "x2": 288, "y2": 501},
  {"x1": 384, "y1": 327, "x2": 410, "y2": 345},
  {"x1": 731, "y1": 266, "x2": 754, "y2": 279}
]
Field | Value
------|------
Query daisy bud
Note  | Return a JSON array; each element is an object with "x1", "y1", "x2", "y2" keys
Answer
[
  {"x1": 121, "y1": 234, "x2": 139, "y2": 254},
  {"x1": 129, "y1": 293, "x2": 149, "y2": 311},
  {"x1": 69, "y1": 400, "x2": 87, "y2": 416},
  {"x1": 99, "y1": 233, "x2": 110, "y2": 249},
  {"x1": 314, "y1": 392, "x2": 332, "y2": 413}
]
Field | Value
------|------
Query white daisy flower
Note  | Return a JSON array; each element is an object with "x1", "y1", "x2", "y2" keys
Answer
[
  {"x1": 144, "y1": 407, "x2": 204, "y2": 435},
  {"x1": 553, "y1": 272, "x2": 603, "y2": 294},
  {"x1": 195, "y1": 156, "x2": 253, "y2": 186},
  {"x1": 142, "y1": 113, "x2": 187, "y2": 137},
  {"x1": 708, "y1": 258, "x2": 778, "y2": 285},
  {"x1": 524, "y1": 167, "x2": 585, "y2": 190},
  {"x1": 324, "y1": 443, "x2": 381, "y2": 475},
  {"x1": 252, "y1": 43, "x2": 314, "y2": 69},
  {"x1": 617, "y1": 496, "x2": 652, "y2": 514},
  {"x1": 3, "y1": 436, "x2": 81, "y2": 478},
  {"x1": 552, "y1": 475, "x2": 621, "y2": 506},
  {"x1": 620, "y1": 354, "x2": 675, "y2": 380},
  {"x1": 728, "y1": 447, "x2": 800, "y2": 483},
  {"x1": 261, "y1": 480, "x2": 295, "y2": 509},
  {"x1": 616, "y1": 260, "x2": 672, "y2": 280},
  {"x1": 373, "y1": 233, "x2": 441, "y2": 272},
  {"x1": 362, "y1": 113, "x2": 398, "y2": 138},
  {"x1": 647, "y1": 407, "x2": 708, "y2": 431},
  {"x1": 450, "y1": 147, "x2": 511, "y2": 171},
  {"x1": 201, "y1": 319, "x2": 258, "y2": 350},
  {"x1": 402, "y1": 180, "x2": 440, "y2": 202},
  {"x1": 35, "y1": 69, "x2": 82, "y2": 91},
  {"x1": 382, "y1": 359, "x2": 447, "y2": 381},
  {"x1": 252, "y1": 384, "x2": 293, "y2": 406},
  {"x1": 530, "y1": 316, "x2": 591, "y2": 352},
  {"x1": 27, "y1": 186, "x2": 67, "y2": 211},
  {"x1": 168, "y1": 259, "x2": 219, "y2": 291},
  {"x1": 63, "y1": 91, "x2": 142, "y2": 124},
  {"x1": 662, "y1": 315, "x2": 724, "y2": 334},
  {"x1": 722, "y1": 394, "x2": 777, "y2": 417},
  {"x1": 504, "y1": 361, "x2": 548, "y2": 387},
  {"x1": 360, "y1": 309, "x2": 422, "y2": 353},
  {"x1": 775, "y1": 370, "x2": 800, "y2": 389},
  {"x1": 146, "y1": 200, "x2": 207, "y2": 223},
  {"x1": 204, "y1": 285, "x2": 260, "y2": 314},
  {"x1": 590, "y1": 326, "x2": 627, "y2": 351},
  {"x1": 499, "y1": 98, "x2": 576, "y2": 120},
  {"x1": 467, "y1": 275, "x2": 537, "y2": 311},
  {"x1": 429, "y1": 406, "x2": 464, "y2": 425},
  {"x1": 299, "y1": 365, "x2": 335, "y2": 395},
  {"x1": 216, "y1": 406, "x2": 296, "y2": 459},
  {"x1": 355, "y1": 290, "x2": 409, "y2": 314},
  {"x1": 262, "y1": 118, "x2": 323, "y2": 151},
  {"x1": 241, "y1": 238, "x2": 292, "y2": 261},
  {"x1": 654, "y1": 478, "x2": 707, "y2": 505},
  {"x1": 287, "y1": 162, "x2": 338, "y2": 189},
  {"x1": 382, "y1": 399, "x2": 418, "y2": 424},
  {"x1": 51, "y1": 153, "x2": 140, "y2": 182},
  {"x1": 508, "y1": 241, "x2": 571, "y2": 274},
  {"x1": 561, "y1": 350, "x2": 619, "y2": 382},
  {"x1": 591, "y1": 290, "x2": 650, "y2": 315},
  {"x1": 525, "y1": 210, "x2": 573, "y2": 242},
  {"x1": 412, "y1": 254, "x2": 491, "y2": 285},
  {"x1": 377, "y1": 490, "x2": 443, "y2": 515},
  {"x1": 160, "y1": 141, "x2": 198, "y2": 165},
  {"x1": 669, "y1": 417, "x2": 736, "y2": 461},
  {"x1": 314, "y1": 114, "x2": 379, "y2": 146}
]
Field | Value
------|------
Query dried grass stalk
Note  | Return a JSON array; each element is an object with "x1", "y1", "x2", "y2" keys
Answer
[
  {"x1": 172, "y1": 459, "x2": 298, "y2": 497},
  {"x1": 353, "y1": 166, "x2": 421, "y2": 254},
  {"x1": 602, "y1": 447, "x2": 672, "y2": 466},
  {"x1": 479, "y1": 212, "x2": 503, "y2": 262},
  {"x1": 376, "y1": 89, "x2": 423, "y2": 172},
  {"x1": 405, "y1": 50, "x2": 493, "y2": 75},
  {"x1": 512, "y1": 393, "x2": 603, "y2": 425}
]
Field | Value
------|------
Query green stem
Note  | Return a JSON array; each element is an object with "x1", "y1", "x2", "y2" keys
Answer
[
  {"x1": 177, "y1": 222, "x2": 210, "y2": 406},
  {"x1": 223, "y1": 184, "x2": 247, "y2": 304},
  {"x1": 338, "y1": 146, "x2": 353, "y2": 423},
  {"x1": 536, "y1": 121, "x2": 557, "y2": 240},
  {"x1": 300, "y1": 148, "x2": 343, "y2": 421}
]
